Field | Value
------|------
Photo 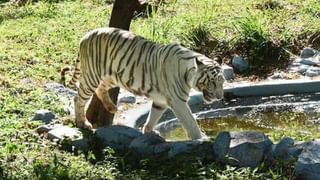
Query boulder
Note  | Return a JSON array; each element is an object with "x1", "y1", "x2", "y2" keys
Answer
[
  {"x1": 167, "y1": 141, "x2": 213, "y2": 159},
  {"x1": 296, "y1": 64, "x2": 311, "y2": 73},
  {"x1": 272, "y1": 137, "x2": 295, "y2": 160},
  {"x1": 188, "y1": 91, "x2": 203, "y2": 106},
  {"x1": 44, "y1": 82, "x2": 77, "y2": 98},
  {"x1": 232, "y1": 55, "x2": 249, "y2": 72},
  {"x1": 36, "y1": 124, "x2": 63, "y2": 134},
  {"x1": 299, "y1": 57, "x2": 320, "y2": 66},
  {"x1": 287, "y1": 142, "x2": 305, "y2": 160},
  {"x1": 300, "y1": 47, "x2": 317, "y2": 58},
  {"x1": 95, "y1": 125, "x2": 142, "y2": 152},
  {"x1": 168, "y1": 141, "x2": 193, "y2": 158},
  {"x1": 295, "y1": 140, "x2": 320, "y2": 180},
  {"x1": 222, "y1": 64, "x2": 234, "y2": 80},
  {"x1": 154, "y1": 143, "x2": 171, "y2": 154},
  {"x1": 212, "y1": 131, "x2": 274, "y2": 167},
  {"x1": 118, "y1": 93, "x2": 136, "y2": 104},
  {"x1": 129, "y1": 132, "x2": 165, "y2": 155},
  {"x1": 47, "y1": 126, "x2": 82, "y2": 140},
  {"x1": 288, "y1": 64, "x2": 309, "y2": 73},
  {"x1": 69, "y1": 138, "x2": 90, "y2": 152},
  {"x1": 213, "y1": 131, "x2": 231, "y2": 162},
  {"x1": 44, "y1": 83, "x2": 76, "y2": 115},
  {"x1": 32, "y1": 109, "x2": 55, "y2": 124},
  {"x1": 305, "y1": 66, "x2": 320, "y2": 77}
]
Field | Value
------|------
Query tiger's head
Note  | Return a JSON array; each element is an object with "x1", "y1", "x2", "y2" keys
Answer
[{"x1": 193, "y1": 55, "x2": 225, "y2": 103}]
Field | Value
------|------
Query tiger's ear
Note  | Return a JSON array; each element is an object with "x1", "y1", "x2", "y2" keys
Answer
[{"x1": 195, "y1": 57, "x2": 203, "y2": 66}]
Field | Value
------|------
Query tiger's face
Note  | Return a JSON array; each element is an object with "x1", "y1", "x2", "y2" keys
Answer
[
  {"x1": 202, "y1": 71, "x2": 224, "y2": 103},
  {"x1": 195, "y1": 57, "x2": 225, "y2": 103}
]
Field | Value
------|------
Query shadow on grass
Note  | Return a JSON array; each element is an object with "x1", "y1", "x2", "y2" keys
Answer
[{"x1": 0, "y1": 0, "x2": 10, "y2": 4}]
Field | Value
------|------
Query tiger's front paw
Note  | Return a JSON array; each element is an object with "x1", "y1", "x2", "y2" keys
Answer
[
  {"x1": 198, "y1": 133, "x2": 211, "y2": 142},
  {"x1": 142, "y1": 125, "x2": 152, "y2": 134}
]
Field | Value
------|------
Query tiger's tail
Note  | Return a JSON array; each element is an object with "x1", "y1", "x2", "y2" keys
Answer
[{"x1": 60, "y1": 54, "x2": 81, "y2": 88}]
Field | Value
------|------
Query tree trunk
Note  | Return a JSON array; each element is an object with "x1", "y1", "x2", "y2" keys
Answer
[{"x1": 86, "y1": 0, "x2": 147, "y2": 127}]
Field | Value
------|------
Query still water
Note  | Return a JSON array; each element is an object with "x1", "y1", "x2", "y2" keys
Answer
[{"x1": 163, "y1": 111, "x2": 320, "y2": 140}]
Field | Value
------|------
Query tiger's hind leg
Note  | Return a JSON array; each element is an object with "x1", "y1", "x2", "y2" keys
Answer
[
  {"x1": 95, "y1": 78, "x2": 117, "y2": 113},
  {"x1": 74, "y1": 77, "x2": 98, "y2": 129}
]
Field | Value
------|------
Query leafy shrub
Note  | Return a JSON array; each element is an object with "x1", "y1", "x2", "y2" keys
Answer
[{"x1": 232, "y1": 14, "x2": 288, "y2": 65}]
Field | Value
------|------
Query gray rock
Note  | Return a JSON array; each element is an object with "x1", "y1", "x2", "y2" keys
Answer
[
  {"x1": 273, "y1": 137, "x2": 294, "y2": 160},
  {"x1": 306, "y1": 66, "x2": 320, "y2": 77},
  {"x1": 44, "y1": 83, "x2": 76, "y2": 115},
  {"x1": 232, "y1": 55, "x2": 249, "y2": 72},
  {"x1": 213, "y1": 131, "x2": 231, "y2": 162},
  {"x1": 299, "y1": 57, "x2": 320, "y2": 66},
  {"x1": 44, "y1": 83, "x2": 77, "y2": 98},
  {"x1": 37, "y1": 125, "x2": 53, "y2": 134},
  {"x1": 168, "y1": 141, "x2": 195, "y2": 158},
  {"x1": 32, "y1": 109, "x2": 55, "y2": 124},
  {"x1": 41, "y1": 124, "x2": 88, "y2": 152},
  {"x1": 69, "y1": 138, "x2": 90, "y2": 152},
  {"x1": 47, "y1": 126, "x2": 82, "y2": 140},
  {"x1": 154, "y1": 143, "x2": 171, "y2": 154},
  {"x1": 300, "y1": 47, "x2": 317, "y2": 58},
  {"x1": 168, "y1": 141, "x2": 214, "y2": 159},
  {"x1": 222, "y1": 64, "x2": 233, "y2": 80},
  {"x1": 288, "y1": 64, "x2": 309, "y2": 73},
  {"x1": 129, "y1": 132, "x2": 165, "y2": 155},
  {"x1": 95, "y1": 125, "x2": 142, "y2": 152},
  {"x1": 287, "y1": 142, "x2": 305, "y2": 159},
  {"x1": 36, "y1": 124, "x2": 63, "y2": 134},
  {"x1": 118, "y1": 93, "x2": 136, "y2": 104},
  {"x1": 297, "y1": 64, "x2": 311, "y2": 73},
  {"x1": 227, "y1": 131, "x2": 273, "y2": 168},
  {"x1": 188, "y1": 91, "x2": 203, "y2": 106},
  {"x1": 295, "y1": 140, "x2": 320, "y2": 180}
]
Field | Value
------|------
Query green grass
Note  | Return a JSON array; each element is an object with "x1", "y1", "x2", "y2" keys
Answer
[{"x1": 0, "y1": 0, "x2": 319, "y2": 179}]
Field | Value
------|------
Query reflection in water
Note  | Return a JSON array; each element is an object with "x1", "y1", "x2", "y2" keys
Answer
[{"x1": 163, "y1": 112, "x2": 319, "y2": 140}]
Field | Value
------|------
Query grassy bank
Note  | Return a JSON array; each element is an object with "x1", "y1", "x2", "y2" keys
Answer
[{"x1": 0, "y1": 0, "x2": 319, "y2": 179}]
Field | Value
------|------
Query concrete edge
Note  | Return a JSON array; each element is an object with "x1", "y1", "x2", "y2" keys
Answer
[{"x1": 224, "y1": 79, "x2": 320, "y2": 98}]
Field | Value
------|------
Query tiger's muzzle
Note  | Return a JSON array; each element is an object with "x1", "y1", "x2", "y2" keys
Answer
[{"x1": 203, "y1": 89, "x2": 224, "y2": 104}]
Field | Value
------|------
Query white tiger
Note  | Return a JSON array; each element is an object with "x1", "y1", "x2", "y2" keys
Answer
[{"x1": 62, "y1": 27, "x2": 225, "y2": 140}]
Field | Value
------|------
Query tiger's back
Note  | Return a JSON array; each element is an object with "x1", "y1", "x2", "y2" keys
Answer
[{"x1": 78, "y1": 27, "x2": 195, "y2": 104}]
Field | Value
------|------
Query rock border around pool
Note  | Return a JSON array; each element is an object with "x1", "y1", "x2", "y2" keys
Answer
[{"x1": 37, "y1": 124, "x2": 320, "y2": 179}]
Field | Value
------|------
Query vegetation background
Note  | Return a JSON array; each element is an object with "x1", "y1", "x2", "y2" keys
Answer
[{"x1": 0, "y1": 0, "x2": 319, "y2": 179}]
